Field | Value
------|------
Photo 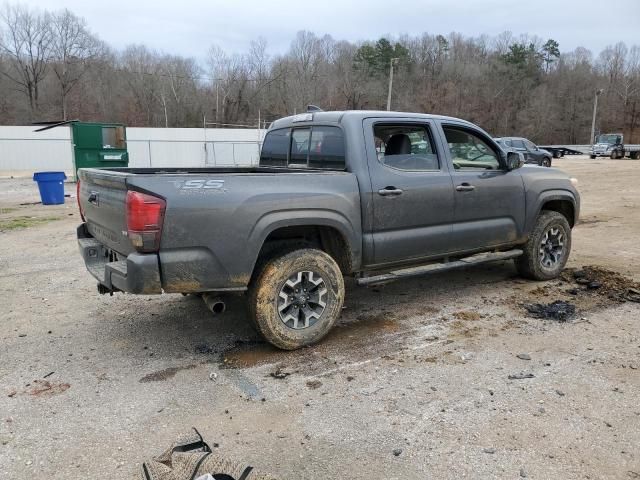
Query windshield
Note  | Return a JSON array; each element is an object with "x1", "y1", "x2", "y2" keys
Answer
[{"x1": 596, "y1": 134, "x2": 619, "y2": 145}]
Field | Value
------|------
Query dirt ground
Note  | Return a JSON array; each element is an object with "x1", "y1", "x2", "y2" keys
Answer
[{"x1": 1, "y1": 156, "x2": 639, "y2": 479}]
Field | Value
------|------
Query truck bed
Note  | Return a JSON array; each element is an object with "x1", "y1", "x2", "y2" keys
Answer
[{"x1": 78, "y1": 166, "x2": 362, "y2": 293}]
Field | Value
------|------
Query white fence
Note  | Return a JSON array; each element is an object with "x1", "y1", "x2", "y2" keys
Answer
[{"x1": 0, "y1": 126, "x2": 265, "y2": 177}]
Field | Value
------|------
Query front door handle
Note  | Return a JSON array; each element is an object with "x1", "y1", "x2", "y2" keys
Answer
[
  {"x1": 378, "y1": 187, "x2": 404, "y2": 197},
  {"x1": 88, "y1": 192, "x2": 99, "y2": 205},
  {"x1": 455, "y1": 183, "x2": 475, "y2": 192}
]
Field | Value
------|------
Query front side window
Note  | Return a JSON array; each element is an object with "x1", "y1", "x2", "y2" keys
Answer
[
  {"x1": 524, "y1": 139, "x2": 537, "y2": 150},
  {"x1": 373, "y1": 124, "x2": 439, "y2": 171},
  {"x1": 443, "y1": 126, "x2": 501, "y2": 170},
  {"x1": 511, "y1": 139, "x2": 525, "y2": 149}
]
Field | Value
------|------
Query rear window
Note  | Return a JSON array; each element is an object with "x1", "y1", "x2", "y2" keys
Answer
[{"x1": 260, "y1": 126, "x2": 345, "y2": 170}]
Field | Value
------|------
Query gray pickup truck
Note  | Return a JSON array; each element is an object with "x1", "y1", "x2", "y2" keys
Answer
[{"x1": 77, "y1": 110, "x2": 580, "y2": 349}]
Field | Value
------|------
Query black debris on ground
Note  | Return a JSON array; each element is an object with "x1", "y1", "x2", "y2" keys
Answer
[
  {"x1": 269, "y1": 367, "x2": 290, "y2": 379},
  {"x1": 524, "y1": 300, "x2": 576, "y2": 321},
  {"x1": 508, "y1": 373, "x2": 535, "y2": 380}
]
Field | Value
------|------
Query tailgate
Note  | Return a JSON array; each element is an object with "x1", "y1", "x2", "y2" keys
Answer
[{"x1": 78, "y1": 169, "x2": 134, "y2": 256}]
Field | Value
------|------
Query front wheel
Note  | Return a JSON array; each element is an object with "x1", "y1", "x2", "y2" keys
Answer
[
  {"x1": 541, "y1": 157, "x2": 552, "y2": 167},
  {"x1": 590, "y1": 155, "x2": 597, "y2": 159},
  {"x1": 248, "y1": 248, "x2": 345, "y2": 350},
  {"x1": 515, "y1": 211, "x2": 572, "y2": 280}
]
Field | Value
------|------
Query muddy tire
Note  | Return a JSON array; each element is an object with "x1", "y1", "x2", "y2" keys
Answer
[
  {"x1": 515, "y1": 211, "x2": 572, "y2": 281},
  {"x1": 248, "y1": 248, "x2": 345, "y2": 350}
]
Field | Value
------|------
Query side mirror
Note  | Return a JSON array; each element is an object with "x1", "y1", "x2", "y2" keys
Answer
[{"x1": 506, "y1": 151, "x2": 523, "y2": 171}]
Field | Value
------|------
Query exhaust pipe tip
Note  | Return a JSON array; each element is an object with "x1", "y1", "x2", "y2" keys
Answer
[{"x1": 202, "y1": 293, "x2": 226, "y2": 315}]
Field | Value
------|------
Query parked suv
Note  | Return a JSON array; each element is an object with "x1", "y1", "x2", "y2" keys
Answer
[{"x1": 495, "y1": 137, "x2": 553, "y2": 167}]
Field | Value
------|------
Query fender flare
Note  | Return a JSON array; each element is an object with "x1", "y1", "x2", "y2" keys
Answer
[
  {"x1": 246, "y1": 209, "x2": 361, "y2": 274},
  {"x1": 530, "y1": 190, "x2": 578, "y2": 230}
]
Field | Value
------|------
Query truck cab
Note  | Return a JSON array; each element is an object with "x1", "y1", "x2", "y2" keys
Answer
[{"x1": 591, "y1": 133, "x2": 624, "y2": 158}]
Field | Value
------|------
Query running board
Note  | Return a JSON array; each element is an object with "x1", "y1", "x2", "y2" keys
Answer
[{"x1": 356, "y1": 249, "x2": 523, "y2": 286}]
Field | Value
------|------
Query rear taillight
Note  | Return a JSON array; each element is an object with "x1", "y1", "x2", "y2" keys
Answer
[
  {"x1": 126, "y1": 190, "x2": 166, "y2": 252},
  {"x1": 77, "y1": 180, "x2": 85, "y2": 221}
]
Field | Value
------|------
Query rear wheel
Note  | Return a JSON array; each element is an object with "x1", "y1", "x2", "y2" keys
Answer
[
  {"x1": 516, "y1": 211, "x2": 571, "y2": 280},
  {"x1": 248, "y1": 248, "x2": 345, "y2": 350}
]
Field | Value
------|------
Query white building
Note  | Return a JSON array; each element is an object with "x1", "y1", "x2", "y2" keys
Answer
[{"x1": 0, "y1": 126, "x2": 265, "y2": 177}]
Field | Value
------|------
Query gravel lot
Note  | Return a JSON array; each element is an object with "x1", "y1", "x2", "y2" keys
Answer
[{"x1": 1, "y1": 157, "x2": 639, "y2": 479}]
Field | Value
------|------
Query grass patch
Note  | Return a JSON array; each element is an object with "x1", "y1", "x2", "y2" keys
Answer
[
  {"x1": 0, "y1": 216, "x2": 62, "y2": 231},
  {"x1": 0, "y1": 207, "x2": 18, "y2": 214}
]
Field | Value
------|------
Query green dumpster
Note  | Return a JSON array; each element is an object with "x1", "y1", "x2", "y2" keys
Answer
[
  {"x1": 34, "y1": 120, "x2": 129, "y2": 179},
  {"x1": 71, "y1": 122, "x2": 129, "y2": 177}
]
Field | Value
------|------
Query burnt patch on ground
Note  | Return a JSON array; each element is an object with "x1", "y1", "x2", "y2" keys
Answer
[
  {"x1": 525, "y1": 300, "x2": 576, "y2": 321},
  {"x1": 138, "y1": 364, "x2": 197, "y2": 383}
]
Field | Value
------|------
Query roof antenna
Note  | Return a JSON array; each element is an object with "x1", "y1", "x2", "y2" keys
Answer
[{"x1": 307, "y1": 105, "x2": 323, "y2": 112}]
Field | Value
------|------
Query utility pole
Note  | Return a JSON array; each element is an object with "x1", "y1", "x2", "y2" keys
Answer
[
  {"x1": 590, "y1": 88, "x2": 604, "y2": 145},
  {"x1": 215, "y1": 81, "x2": 219, "y2": 127},
  {"x1": 386, "y1": 58, "x2": 400, "y2": 111}
]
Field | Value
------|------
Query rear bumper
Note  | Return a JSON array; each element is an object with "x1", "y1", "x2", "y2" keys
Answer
[{"x1": 77, "y1": 224, "x2": 162, "y2": 294}]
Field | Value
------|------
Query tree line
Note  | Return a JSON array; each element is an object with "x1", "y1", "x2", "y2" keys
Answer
[{"x1": 1, "y1": 3, "x2": 639, "y2": 144}]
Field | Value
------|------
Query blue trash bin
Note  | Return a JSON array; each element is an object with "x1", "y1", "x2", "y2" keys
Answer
[{"x1": 33, "y1": 171, "x2": 67, "y2": 205}]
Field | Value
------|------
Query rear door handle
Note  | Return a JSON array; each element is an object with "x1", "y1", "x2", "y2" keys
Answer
[
  {"x1": 378, "y1": 187, "x2": 404, "y2": 197},
  {"x1": 455, "y1": 183, "x2": 475, "y2": 192}
]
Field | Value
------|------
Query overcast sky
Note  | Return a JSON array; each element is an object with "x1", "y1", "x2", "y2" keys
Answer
[{"x1": 17, "y1": 0, "x2": 640, "y2": 59}]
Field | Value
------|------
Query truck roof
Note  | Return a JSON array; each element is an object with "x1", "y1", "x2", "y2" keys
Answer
[{"x1": 269, "y1": 110, "x2": 475, "y2": 130}]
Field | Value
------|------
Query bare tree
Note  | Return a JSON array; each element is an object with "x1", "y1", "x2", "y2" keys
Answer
[
  {"x1": 0, "y1": 3, "x2": 52, "y2": 118},
  {"x1": 49, "y1": 8, "x2": 103, "y2": 119}
]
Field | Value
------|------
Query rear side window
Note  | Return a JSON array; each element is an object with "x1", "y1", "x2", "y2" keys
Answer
[
  {"x1": 260, "y1": 128, "x2": 289, "y2": 166},
  {"x1": 260, "y1": 126, "x2": 346, "y2": 170},
  {"x1": 373, "y1": 124, "x2": 439, "y2": 171}
]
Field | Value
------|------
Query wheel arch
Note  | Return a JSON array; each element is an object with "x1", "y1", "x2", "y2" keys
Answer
[
  {"x1": 537, "y1": 194, "x2": 577, "y2": 227},
  {"x1": 247, "y1": 211, "x2": 360, "y2": 279}
]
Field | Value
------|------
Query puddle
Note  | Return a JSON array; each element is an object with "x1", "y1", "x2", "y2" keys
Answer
[
  {"x1": 224, "y1": 369, "x2": 262, "y2": 398},
  {"x1": 221, "y1": 311, "x2": 409, "y2": 371}
]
